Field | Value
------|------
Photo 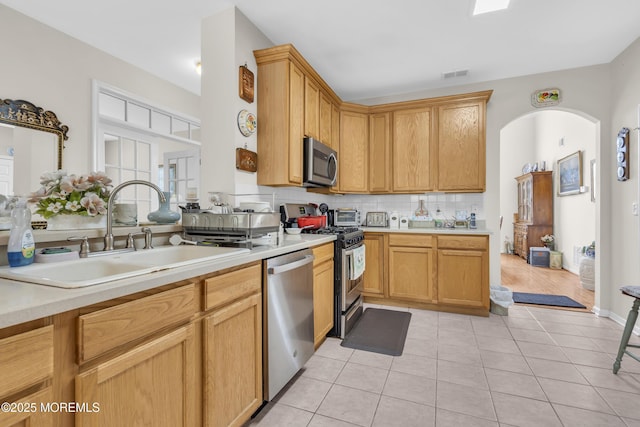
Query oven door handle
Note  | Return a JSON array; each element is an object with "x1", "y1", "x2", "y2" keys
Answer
[{"x1": 267, "y1": 254, "x2": 315, "y2": 275}]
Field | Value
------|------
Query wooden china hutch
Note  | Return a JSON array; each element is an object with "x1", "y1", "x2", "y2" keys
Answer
[{"x1": 513, "y1": 171, "x2": 553, "y2": 261}]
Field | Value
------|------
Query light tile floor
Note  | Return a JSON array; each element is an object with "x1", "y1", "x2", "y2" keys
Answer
[{"x1": 245, "y1": 303, "x2": 640, "y2": 427}]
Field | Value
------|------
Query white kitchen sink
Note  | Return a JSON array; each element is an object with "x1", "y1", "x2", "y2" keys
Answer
[{"x1": 0, "y1": 245, "x2": 250, "y2": 288}]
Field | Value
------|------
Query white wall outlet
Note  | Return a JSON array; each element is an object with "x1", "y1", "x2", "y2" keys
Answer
[{"x1": 633, "y1": 202, "x2": 639, "y2": 216}]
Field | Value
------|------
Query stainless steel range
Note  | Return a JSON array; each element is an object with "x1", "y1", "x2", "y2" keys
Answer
[
  {"x1": 311, "y1": 226, "x2": 365, "y2": 339},
  {"x1": 280, "y1": 203, "x2": 365, "y2": 339}
]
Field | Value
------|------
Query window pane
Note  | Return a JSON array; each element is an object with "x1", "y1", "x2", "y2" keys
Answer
[
  {"x1": 99, "y1": 93, "x2": 125, "y2": 120},
  {"x1": 137, "y1": 142, "x2": 151, "y2": 171},
  {"x1": 151, "y1": 111, "x2": 171, "y2": 134},
  {"x1": 122, "y1": 138, "x2": 136, "y2": 169},
  {"x1": 128, "y1": 103, "x2": 150, "y2": 128},
  {"x1": 172, "y1": 118, "x2": 189, "y2": 138},
  {"x1": 190, "y1": 124, "x2": 201, "y2": 142},
  {"x1": 104, "y1": 135, "x2": 120, "y2": 166}
]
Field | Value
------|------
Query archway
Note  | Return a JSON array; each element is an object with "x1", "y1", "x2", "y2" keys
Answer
[{"x1": 499, "y1": 109, "x2": 599, "y2": 308}]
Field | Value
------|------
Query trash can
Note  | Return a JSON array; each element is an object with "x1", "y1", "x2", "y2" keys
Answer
[
  {"x1": 579, "y1": 256, "x2": 595, "y2": 290},
  {"x1": 490, "y1": 285, "x2": 514, "y2": 316}
]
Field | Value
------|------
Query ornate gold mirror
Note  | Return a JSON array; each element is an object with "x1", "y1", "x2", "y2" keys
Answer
[{"x1": 0, "y1": 98, "x2": 68, "y2": 170}]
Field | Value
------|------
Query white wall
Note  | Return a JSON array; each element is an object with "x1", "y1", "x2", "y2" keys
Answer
[
  {"x1": 609, "y1": 37, "x2": 640, "y2": 326},
  {"x1": 0, "y1": 5, "x2": 200, "y2": 177},
  {"x1": 500, "y1": 115, "x2": 537, "y2": 252}
]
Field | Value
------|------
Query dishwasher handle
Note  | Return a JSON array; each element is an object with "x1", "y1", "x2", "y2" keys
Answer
[{"x1": 268, "y1": 254, "x2": 315, "y2": 275}]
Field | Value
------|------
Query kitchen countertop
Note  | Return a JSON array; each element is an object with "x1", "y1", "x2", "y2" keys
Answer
[
  {"x1": 360, "y1": 226, "x2": 491, "y2": 235},
  {"x1": 0, "y1": 234, "x2": 335, "y2": 329}
]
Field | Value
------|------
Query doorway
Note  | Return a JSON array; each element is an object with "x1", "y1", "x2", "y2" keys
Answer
[{"x1": 499, "y1": 110, "x2": 598, "y2": 309}]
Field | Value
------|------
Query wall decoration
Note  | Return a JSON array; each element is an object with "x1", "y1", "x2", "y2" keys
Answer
[
  {"x1": 239, "y1": 64, "x2": 254, "y2": 103},
  {"x1": 616, "y1": 127, "x2": 630, "y2": 181},
  {"x1": 531, "y1": 88, "x2": 561, "y2": 108},
  {"x1": 557, "y1": 150, "x2": 582, "y2": 196},
  {"x1": 237, "y1": 109, "x2": 257, "y2": 136},
  {"x1": 236, "y1": 147, "x2": 257, "y2": 172}
]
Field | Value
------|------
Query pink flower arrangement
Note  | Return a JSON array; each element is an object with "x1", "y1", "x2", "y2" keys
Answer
[{"x1": 31, "y1": 170, "x2": 112, "y2": 218}]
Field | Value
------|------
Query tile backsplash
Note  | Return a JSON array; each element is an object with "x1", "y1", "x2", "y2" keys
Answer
[{"x1": 254, "y1": 186, "x2": 484, "y2": 222}]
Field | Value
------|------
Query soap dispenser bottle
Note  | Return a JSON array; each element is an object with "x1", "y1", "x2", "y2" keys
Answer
[{"x1": 8, "y1": 200, "x2": 35, "y2": 267}]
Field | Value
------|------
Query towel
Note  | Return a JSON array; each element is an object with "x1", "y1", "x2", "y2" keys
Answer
[{"x1": 350, "y1": 244, "x2": 366, "y2": 280}]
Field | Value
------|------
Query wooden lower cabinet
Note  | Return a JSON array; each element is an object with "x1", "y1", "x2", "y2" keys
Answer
[
  {"x1": 363, "y1": 233, "x2": 385, "y2": 296},
  {"x1": 437, "y1": 236, "x2": 489, "y2": 310},
  {"x1": 364, "y1": 232, "x2": 489, "y2": 315},
  {"x1": 204, "y1": 293, "x2": 262, "y2": 427},
  {"x1": 388, "y1": 245, "x2": 435, "y2": 303},
  {"x1": 75, "y1": 324, "x2": 196, "y2": 427},
  {"x1": 312, "y1": 244, "x2": 334, "y2": 348},
  {"x1": 0, "y1": 325, "x2": 54, "y2": 427},
  {"x1": 0, "y1": 387, "x2": 54, "y2": 427}
]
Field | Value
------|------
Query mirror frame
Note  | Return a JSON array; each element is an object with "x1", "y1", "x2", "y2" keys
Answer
[{"x1": 0, "y1": 98, "x2": 69, "y2": 169}]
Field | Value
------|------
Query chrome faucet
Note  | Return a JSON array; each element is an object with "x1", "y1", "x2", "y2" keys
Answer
[{"x1": 104, "y1": 180, "x2": 166, "y2": 251}]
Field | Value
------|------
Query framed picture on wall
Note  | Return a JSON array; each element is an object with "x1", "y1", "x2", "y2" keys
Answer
[{"x1": 557, "y1": 150, "x2": 582, "y2": 196}]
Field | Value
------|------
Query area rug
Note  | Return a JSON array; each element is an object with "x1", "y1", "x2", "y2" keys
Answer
[
  {"x1": 512, "y1": 292, "x2": 586, "y2": 309},
  {"x1": 340, "y1": 308, "x2": 411, "y2": 356}
]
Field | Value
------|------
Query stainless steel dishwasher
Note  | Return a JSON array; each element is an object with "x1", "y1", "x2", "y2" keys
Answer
[{"x1": 263, "y1": 248, "x2": 315, "y2": 400}]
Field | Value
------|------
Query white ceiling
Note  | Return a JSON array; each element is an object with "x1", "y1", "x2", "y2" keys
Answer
[{"x1": 2, "y1": 0, "x2": 640, "y2": 101}]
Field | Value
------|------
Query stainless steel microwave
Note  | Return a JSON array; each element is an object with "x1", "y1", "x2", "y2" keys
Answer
[{"x1": 303, "y1": 137, "x2": 337, "y2": 187}]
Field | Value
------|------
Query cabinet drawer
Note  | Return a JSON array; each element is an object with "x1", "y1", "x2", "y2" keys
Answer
[
  {"x1": 388, "y1": 234, "x2": 433, "y2": 248},
  {"x1": 204, "y1": 262, "x2": 261, "y2": 311},
  {"x1": 438, "y1": 235, "x2": 488, "y2": 250},
  {"x1": 0, "y1": 325, "x2": 53, "y2": 397},
  {"x1": 312, "y1": 243, "x2": 334, "y2": 266},
  {"x1": 78, "y1": 284, "x2": 195, "y2": 362}
]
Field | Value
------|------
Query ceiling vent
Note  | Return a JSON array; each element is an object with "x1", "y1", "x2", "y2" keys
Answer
[{"x1": 442, "y1": 70, "x2": 469, "y2": 79}]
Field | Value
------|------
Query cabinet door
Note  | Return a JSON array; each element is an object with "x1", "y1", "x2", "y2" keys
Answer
[
  {"x1": 392, "y1": 107, "x2": 434, "y2": 191},
  {"x1": 0, "y1": 387, "x2": 53, "y2": 427},
  {"x1": 75, "y1": 324, "x2": 195, "y2": 427},
  {"x1": 388, "y1": 246, "x2": 435, "y2": 303},
  {"x1": 313, "y1": 259, "x2": 334, "y2": 348},
  {"x1": 369, "y1": 112, "x2": 391, "y2": 192},
  {"x1": 288, "y1": 63, "x2": 305, "y2": 184},
  {"x1": 339, "y1": 110, "x2": 369, "y2": 192},
  {"x1": 331, "y1": 103, "x2": 340, "y2": 152},
  {"x1": 204, "y1": 293, "x2": 262, "y2": 427},
  {"x1": 363, "y1": 233, "x2": 385, "y2": 296},
  {"x1": 319, "y1": 92, "x2": 333, "y2": 145},
  {"x1": 437, "y1": 249, "x2": 488, "y2": 309},
  {"x1": 256, "y1": 59, "x2": 304, "y2": 186},
  {"x1": 304, "y1": 77, "x2": 320, "y2": 139},
  {"x1": 437, "y1": 101, "x2": 485, "y2": 192}
]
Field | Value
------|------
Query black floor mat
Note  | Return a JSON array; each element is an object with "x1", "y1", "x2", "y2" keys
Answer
[{"x1": 340, "y1": 308, "x2": 412, "y2": 356}]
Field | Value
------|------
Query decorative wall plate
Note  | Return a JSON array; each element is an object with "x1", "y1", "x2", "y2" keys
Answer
[
  {"x1": 531, "y1": 88, "x2": 561, "y2": 108},
  {"x1": 237, "y1": 109, "x2": 257, "y2": 137}
]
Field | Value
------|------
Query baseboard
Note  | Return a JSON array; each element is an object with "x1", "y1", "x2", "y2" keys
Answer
[{"x1": 594, "y1": 305, "x2": 640, "y2": 336}]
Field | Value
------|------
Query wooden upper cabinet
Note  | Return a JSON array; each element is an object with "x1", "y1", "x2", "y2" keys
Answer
[
  {"x1": 369, "y1": 112, "x2": 391, "y2": 192},
  {"x1": 436, "y1": 100, "x2": 487, "y2": 192},
  {"x1": 255, "y1": 57, "x2": 304, "y2": 186},
  {"x1": 304, "y1": 77, "x2": 320, "y2": 139},
  {"x1": 319, "y1": 91, "x2": 333, "y2": 146},
  {"x1": 255, "y1": 44, "x2": 492, "y2": 192},
  {"x1": 331, "y1": 103, "x2": 340, "y2": 151},
  {"x1": 392, "y1": 107, "x2": 434, "y2": 192},
  {"x1": 339, "y1": 108, "x2": 369, "y2": 193}
]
